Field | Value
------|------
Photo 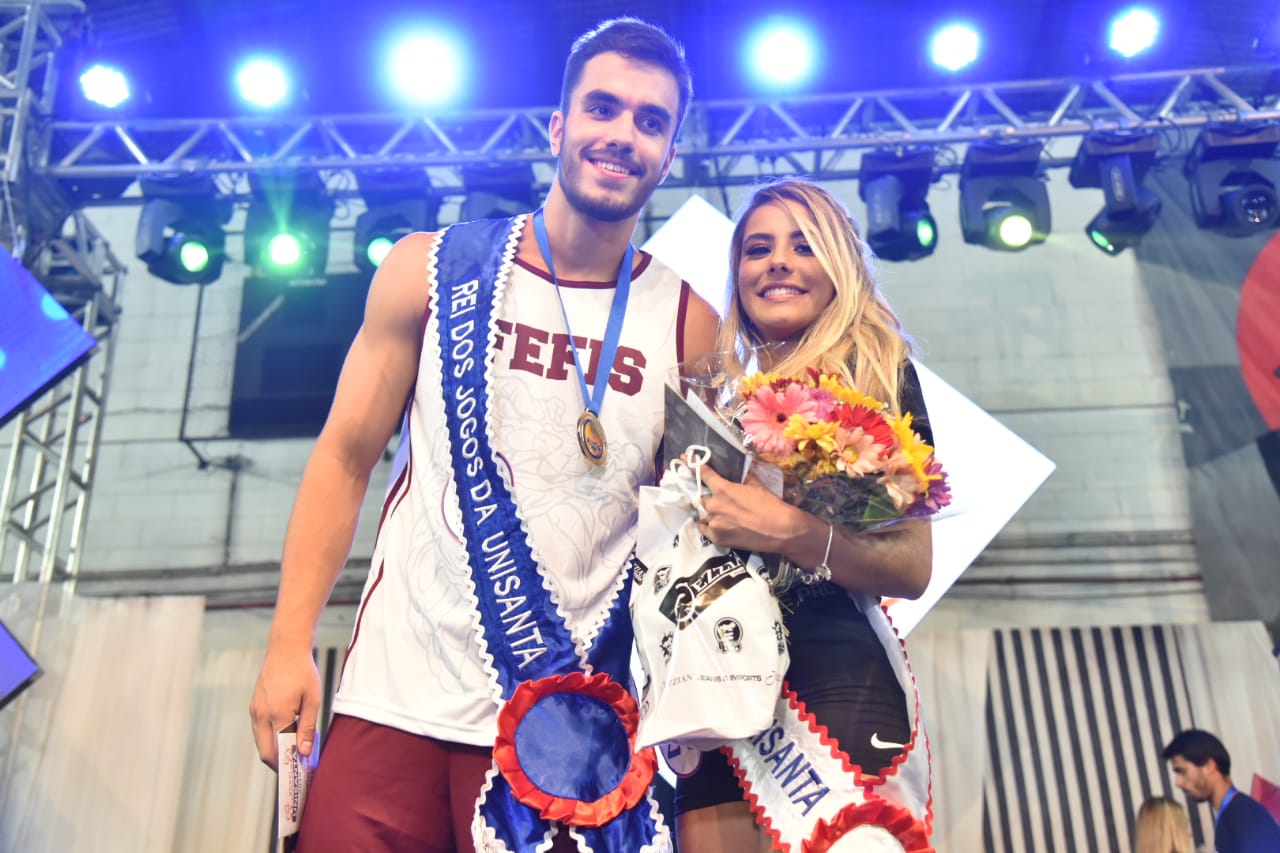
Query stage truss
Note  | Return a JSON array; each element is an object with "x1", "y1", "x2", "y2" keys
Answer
[
  {"x1": 0, "y1": 0, "x2": 127, "y2": 588},
  {"x1": 33, "y1": 64, "x2": 1280, "y2": 192}
]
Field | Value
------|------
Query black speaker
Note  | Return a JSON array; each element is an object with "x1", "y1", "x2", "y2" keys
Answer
[
  {"x1": 229, "y1": 273, "x2": 371, "y2": 438},
  {"x1": 0, "y1": 619, "x2": 40, "y2": 711}
]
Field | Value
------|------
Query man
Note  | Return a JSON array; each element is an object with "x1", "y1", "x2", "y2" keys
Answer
[
  {"x1": 249, "y1": 18, "x2": 718, "y2": 852},
  {"x1": 1164, "y1": 729, "x2": 1280, "y2": 853}
]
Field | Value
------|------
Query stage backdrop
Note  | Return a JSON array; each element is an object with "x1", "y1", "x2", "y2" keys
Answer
[
  {"x1": 1134, "y1": 166, "x2": 1280, "y2": 625},
  {"x1": 910, "y1": 621, "x2": 1280, "y2": 853}
]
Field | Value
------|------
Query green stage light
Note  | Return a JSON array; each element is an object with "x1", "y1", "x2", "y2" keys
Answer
[
  {"x1": 267, "y1": 233, "x2": 303, "y2": 269},
  {"x1": 996, "y1": 213, "x2": 1034, "y2": 249},
  {"x1": 135, "y1": 176, "x2": 231, "y2": 285},
  {"x1": 858, "y1": 148, "x2": 939, "y2": 262},
  {"x1": 959, "y1": 141, "x2": 1051, "y2": 252},
  {"x1": 366, "y1": 236, "x2": 395, "y2": 268},
  {"x1": 1069, "y1": 131, "x2": 1162, "y2": 255},
  {"x1": 1089, "y1": 228, "x2": 1116, "y2": 254},
  {"x1": 353, "y1": 170, "x2": 438, "y2": 275},
  {"x1": 244, "y1": 171, "x2": 334, "y2": 279},
  {"x1": 178, "y1": 239, "x2": 210, "y2": 273},
  {"x1": 916, "y1": 216, "x2": 936, "y2": 249}
]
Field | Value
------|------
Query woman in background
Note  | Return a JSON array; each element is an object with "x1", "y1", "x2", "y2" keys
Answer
[{"x1": 1134, "y1": 796, "x2": 1194, "y2": 853}]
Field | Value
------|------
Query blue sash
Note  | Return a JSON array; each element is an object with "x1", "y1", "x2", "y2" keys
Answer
[{"x1": 431, "y1": 216, "x2": 664, "y2": 851}]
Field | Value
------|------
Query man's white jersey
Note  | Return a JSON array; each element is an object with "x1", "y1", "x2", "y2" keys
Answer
[{"x1": 333, "y1": 227, "x2": 697, "y2": 746}]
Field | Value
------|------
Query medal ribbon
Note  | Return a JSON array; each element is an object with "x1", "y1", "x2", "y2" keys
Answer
[
  {"x1": 432, "y1": 216, "x2": 663, "y2": 850},
  {"x1": 532, "y1": 209, "x2": 634, "y2": 425}
]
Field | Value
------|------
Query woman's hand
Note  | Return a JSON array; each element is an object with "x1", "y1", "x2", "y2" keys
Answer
[{"x1": 695, "y1": 463, "x2": 812, "y2": 556}]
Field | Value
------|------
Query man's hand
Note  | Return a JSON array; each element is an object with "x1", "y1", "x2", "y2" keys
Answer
[{"x1": 249, "y1": 643, "x2": 322, "y2": 770}]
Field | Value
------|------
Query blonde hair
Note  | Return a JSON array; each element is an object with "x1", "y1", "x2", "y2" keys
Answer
[
  {"x1": 1134, "y1": 796, "x2": 1193, "y2": 853},
  {"x1": 717, "y1": 176, "x2": 913, "y2": 414}
]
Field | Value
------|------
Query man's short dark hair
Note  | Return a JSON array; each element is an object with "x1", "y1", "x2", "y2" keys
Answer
[
  {"x1": 1163, "y1": 729, "x2": 1232, "y2": 776},
  {"x1": 560, "y1": 17, "x2": 693, "y2": 137}
]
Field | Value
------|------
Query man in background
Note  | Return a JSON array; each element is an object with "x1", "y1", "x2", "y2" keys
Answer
[{"x1": 1164, "y1": 728, "x2": 1280, "y2": 853}]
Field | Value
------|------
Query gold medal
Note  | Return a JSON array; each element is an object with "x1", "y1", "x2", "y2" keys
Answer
[
  {"x1": 577, "y1": 409, "x2": 608, "y2": 466},
  {"x1": 532, "y1": 210, "x2": 630, "y2": 472}
]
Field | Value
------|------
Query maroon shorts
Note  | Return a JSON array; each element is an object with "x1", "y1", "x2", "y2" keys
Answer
[{"x1": 296, "y1": 714, "x2": 576, "y2": 853}]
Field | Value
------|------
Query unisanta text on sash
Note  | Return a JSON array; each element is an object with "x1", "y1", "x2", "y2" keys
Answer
[
  {"x1": 429, "y1": 215, "x2": 666, "y2": 853},
  {"x1": 723, "y1": 595, "x2": 933, "y2": 852}
]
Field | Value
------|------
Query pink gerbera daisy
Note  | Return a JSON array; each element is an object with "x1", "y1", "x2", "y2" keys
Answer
[
  {"x1": 741, "y1": 382, "x2": 820, "y2": 456},
  {"x1": 834, "y1": 427, "x2": 885, "y2": 476}
]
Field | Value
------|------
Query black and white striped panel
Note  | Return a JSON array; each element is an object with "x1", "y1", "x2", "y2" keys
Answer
[{"x1": 982, "y1": 626, "x2": 1209, "y2": 853}]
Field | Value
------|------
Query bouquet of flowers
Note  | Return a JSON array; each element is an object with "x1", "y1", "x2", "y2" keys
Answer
[{"x1": 734, "y1": 368, "x2": 951, "y2": 531}]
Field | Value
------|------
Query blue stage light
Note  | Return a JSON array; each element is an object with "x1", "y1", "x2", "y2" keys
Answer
[
  {"x1": 384, "y1": 30, "x2": 466, "y2": 108},
  {"x1": 79, "y1": 64, "x2": 129, "y2": 108},
  {"x1": 235, "y1": 58, "x2": 290, "y2": 109},
  {"x1": 930, "y1": 23, "x2": 981, "y2": 72},
  {"x1": 1109, "y1": 8, "x2": 1160, "y2": 58},
  {"x1": 745, "y1": 18, "x2": 818, "y2": 90}
]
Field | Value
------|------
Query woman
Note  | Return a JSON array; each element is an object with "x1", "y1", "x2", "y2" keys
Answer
[
  {"x1": 1133, "y1": 796, "x2": 1194, "y2": 853},
  {"x1": 675, "y1": 176, "x2": 934, "y2": 850}
]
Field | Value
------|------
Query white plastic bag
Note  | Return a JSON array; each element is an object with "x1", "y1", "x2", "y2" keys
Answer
[{"x1": 630, "y1": 453, "x2": 788, "y2": 750}]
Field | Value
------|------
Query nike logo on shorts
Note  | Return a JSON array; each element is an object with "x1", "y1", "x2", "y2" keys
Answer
[{"x1": 870, "y1": 732, "x2": 906, "y2": 750}]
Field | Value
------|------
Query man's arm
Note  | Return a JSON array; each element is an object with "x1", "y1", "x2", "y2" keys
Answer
[{"x1": 249, "y1": 231, "x2": 434, "y2": 768}]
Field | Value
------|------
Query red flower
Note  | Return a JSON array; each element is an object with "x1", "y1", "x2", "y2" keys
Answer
[
  {"x1": 493, "y1": 672, "x2": 656, "y2": 827},
  {"x1": 803, "y1": 797, "x2": 934, "y2": 853},
  {"x1": 835, "y1": 404, "x2": 896, "y2": 450}
]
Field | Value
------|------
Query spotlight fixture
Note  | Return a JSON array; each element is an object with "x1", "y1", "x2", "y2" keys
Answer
[
  {"x1": 135, "y1": 175, "x2": 232, "y2": 285},
  {"x1": 244, "y1": 171, "x2": 334, "y2": 280},
  {"x1": 930, "y1": 23, "x2": 981, "y2": 72},
  {"x1": 235, "y1": 57, "x2": 291, "y2": 109},
  {"x1": 858, "y1": 147, "x2": 938, "y2": 262},
  {"x1": 745, "y1": 17, "x2": 819, "y2": 90},
  {"x1": 1108, "y1": 7, "x2": 1160, "y2": 59},
  {"x1": 385, "y1": 30, "x2": 467, "y2": 107},
  {"x1": 354, "y1": 170, "x2": 438, "y2": 274},
  {"x1": 1068, "y1": 130, "x2": 1162, "y2": 255},
  {"x1": 1185, "y1": 122, "x2": 1280, "y2": 237},
  {"x1": 959, "y1": 141, "x2": 1051, "y2": 251},
  {"x1": 79, "y1": 63, "x2": 130, "y2": 108}
]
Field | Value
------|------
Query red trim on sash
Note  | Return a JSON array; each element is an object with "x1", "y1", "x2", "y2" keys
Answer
[
  {"x1": 721, "y1": 596, "x2": 936, "y2": 850},
  {"x1": 803, "y1": 798, "x2": 935, "y2": 853},
  {"x1": 878, "y1": 599, "x2": 935, "y2": 834}
]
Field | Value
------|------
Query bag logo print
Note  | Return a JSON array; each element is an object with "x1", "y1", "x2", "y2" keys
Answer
[
  {"x1": 653, "y1": 565, "x2": 671, "y2": 594},
  {"x1": 715, "y1": 618, "x2": 743, "y2": 653},
  {"x1": 657, "y1": 553, "x2": 752, "y2": 628},
  {"x1": 659, "y1": 632, "x2": 674, "y2": 661}
]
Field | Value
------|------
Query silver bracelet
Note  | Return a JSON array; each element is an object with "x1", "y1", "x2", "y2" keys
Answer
[{"x1": 800, "y1": 523, "x2": 834, "y2": 585}]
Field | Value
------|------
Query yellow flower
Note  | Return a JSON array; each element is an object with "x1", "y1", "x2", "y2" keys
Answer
[
  {"x1": 889, "y1": 412, "x2": 937, "y2": 484},
  {"x1": 738, "y1": 371, "x2": 778, "y2": 398},
  {"x1": 785, "y1": 416, "x2": 839, "y2": 456},
  {"x1": 816, "y1": 374, "x2": 885, "y2": 412}
]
